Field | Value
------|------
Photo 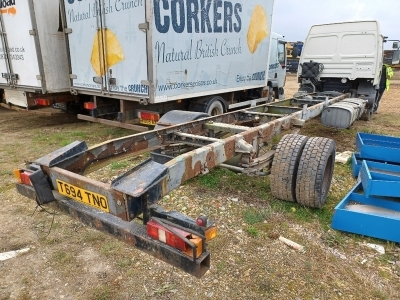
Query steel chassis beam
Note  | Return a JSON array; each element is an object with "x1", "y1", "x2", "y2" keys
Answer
[{"x1": 16, "y1": 93, "x2": 348, "y2": 276}]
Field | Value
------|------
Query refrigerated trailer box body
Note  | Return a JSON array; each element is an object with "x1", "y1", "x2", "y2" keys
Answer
[
  {"x1": 63, "y1": 0, "x2": 275, "y2": 103},
  {"x1": 0, "y1": 0, "x2": 70, "y2": 106}
]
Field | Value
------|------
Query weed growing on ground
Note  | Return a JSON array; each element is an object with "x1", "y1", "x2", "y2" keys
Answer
[
  {"x1": 246, "y1": 226, "x2": 259, "y2": 237},
  {"x1": 110, "y1": 161, "x2": 129, "y2": 170},
  {"x1": 243, "y1": 208, "x2": 269, "y2": 224}
]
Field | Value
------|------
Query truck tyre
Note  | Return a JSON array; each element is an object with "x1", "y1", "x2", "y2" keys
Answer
[
  {"x1": 270, "y1": 134, "x2": 309, "y2": 202},
  {"x1": 295, "y1": 137, "x2": 336, "y2": 208},
  {"x1": 267, "y1": 87, "x2": 274, "y2": 103},
  {"x1": 205, "y1": 97, "x2": 225, "y2": 116},
  {"x1": 360, "y1": 110, "x2": 372, "y2": 121},
  {"x1": 155, "y1": 110, "x2": 210, "y2": 129},
  {"x1": 278, "y1": 87, "x2": 285, "y2": 100}
]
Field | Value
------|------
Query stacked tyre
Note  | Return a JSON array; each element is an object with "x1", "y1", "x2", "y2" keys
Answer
[{"x1": 270, "y1": 134, "x2": 336, "y2": 208}]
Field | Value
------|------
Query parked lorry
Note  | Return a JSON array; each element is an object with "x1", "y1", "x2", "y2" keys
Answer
[
  {"x1": 0, "y1": 0, "x2": 77, "y2": 109},
  {"x1": 0, "y1": 0, "x2": 286, "y2": 131},
  {"x1": 296, "y1": 20, "x2": 386, "y2": 120},
  {"x1": 286, "y1": 41, "x2": 303, "y2": 73}
]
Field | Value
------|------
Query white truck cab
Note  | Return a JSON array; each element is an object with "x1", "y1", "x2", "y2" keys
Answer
[{"x1": 297, "y1": 20, "x2": 385, "y2": 117}]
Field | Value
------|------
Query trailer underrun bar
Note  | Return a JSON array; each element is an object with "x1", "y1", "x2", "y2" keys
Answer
[{"x1": 15, "y1": 93, "x2": 348, "y2": 277}]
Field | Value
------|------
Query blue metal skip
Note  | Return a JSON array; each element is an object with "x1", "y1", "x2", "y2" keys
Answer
[
  {"x1": 331, "y1": 182, "x2": 400, "y2": 243},
  {"x1": 360, "y1": 160, "x2": 400, "y2": 198},
  {"x1": 333, "y1": 132, "x2": 400, "y2": 242},
  {"x1": 356, "y1": 132, "x2": 400, "y2": 164}
]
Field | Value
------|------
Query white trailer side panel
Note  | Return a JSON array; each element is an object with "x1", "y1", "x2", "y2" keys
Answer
[
  {"x1": 152, "y1": 0, "x2": 274, "y2": 102},
  {"x1": 64, "y1": 0, "x2": 148, "y2": 95},
  {"x1": 0, "y1": 0, "x2": 41, "y2": 88}
]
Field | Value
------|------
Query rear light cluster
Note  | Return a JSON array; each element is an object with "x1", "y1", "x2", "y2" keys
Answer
[
  {"x1": 14, "y1": 169, "x2": 33, "y2": 185},
  {"x1": 147, "y1": 218, "x2": 216, "y2": 258},
  {"x1": 147, "y1": 219, "x2": 203, "y2": 258},
  {"x1": 137, "y1": 111, "x2": 160, "y2": 122},
  {"x1": 35, "y1": 98, "x2": 51, "y2": 106},
  {"x1": 84, "y1": 102, "x2": 96, "y2": 110}
]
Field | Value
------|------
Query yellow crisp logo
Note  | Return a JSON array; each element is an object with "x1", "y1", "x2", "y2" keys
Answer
[
  {"x1": 247, "y1": 5, "x2": 268, "y2": 54},
  {"x1": 90, "y1": 29, "x2": 124, "y2": 76}
]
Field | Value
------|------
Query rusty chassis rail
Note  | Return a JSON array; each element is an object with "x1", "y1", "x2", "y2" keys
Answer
[{"x1": 15, "y1": 93, "x2": 349, "y2": 277}]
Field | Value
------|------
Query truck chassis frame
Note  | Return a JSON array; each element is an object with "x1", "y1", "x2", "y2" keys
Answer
[{"x1": 16, "y1": 92, "x2": 348, "y2": 277}]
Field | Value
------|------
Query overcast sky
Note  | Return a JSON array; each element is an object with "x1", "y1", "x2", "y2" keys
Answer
[{"x1": 273, "y1": 0, "x2": 400, "y2": 49}]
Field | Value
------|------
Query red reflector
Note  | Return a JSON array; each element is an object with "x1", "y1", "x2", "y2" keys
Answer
[
  {"x1": 84, "y1": 102, "x2": 96, "y2": 110},
  {"x1": 138, "y1": 111, "x2": 160, "y2": 121},
  {"x1": 196, "y1": 216, "x2": 207, "y2": 227},
  {"x1": 35, "y1": 98, "x2": 51, "y2": 106}
]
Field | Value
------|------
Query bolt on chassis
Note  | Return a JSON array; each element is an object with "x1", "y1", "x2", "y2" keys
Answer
[{"x1": 14, "y1": 92, "x2": 349, "y2": 278}]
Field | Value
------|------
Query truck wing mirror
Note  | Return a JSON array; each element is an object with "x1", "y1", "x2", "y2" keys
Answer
[
  {"x1": 393, "y1": 42, "x2": 399, "y2": 49},
  {"x1": 392, "y1": 50, "x2": 400, "y2": 65}
]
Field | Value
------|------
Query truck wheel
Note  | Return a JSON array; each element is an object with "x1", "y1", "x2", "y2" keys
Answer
[
  {"x1": 295, "y1": 137, "x2": 336, "y2": 208},
  {"x1": 270, "y1": 134, "x2": 309, "y2": 202},
  {"x1": 205, "y1": 97, "x2": 225, "y2": 116},
  {"x1": 278, "y1": 87, "x2": 285, "y2": 100},
  {"x1": 267, "y1": 87, "x2": 274, "y2": 102},
  {"x1": 154, "y1": 110, "x2": 210, "y2": 129},
  {"x1": 360, "y1": 110, "x2": 372, "y2": 121}
]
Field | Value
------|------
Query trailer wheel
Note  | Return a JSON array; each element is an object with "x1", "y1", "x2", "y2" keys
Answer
[
  {"x1": 270, "y1": 134, "x2": 309, "y2": 202},
  {"x1": 155, "y1": 110, "x2": 210, "y2": 129},
  {"x1": 295, "y1": 137, "x2": 336, "y2": 208}
]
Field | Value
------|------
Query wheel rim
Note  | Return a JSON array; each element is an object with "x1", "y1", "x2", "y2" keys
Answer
[{"x1": 210, "y1": 106, "x2": 222, "y2": 116}]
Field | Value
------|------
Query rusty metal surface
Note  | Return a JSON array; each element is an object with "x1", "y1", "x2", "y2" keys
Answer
[
  {"x1": 35, "y1": 141, "x2": 88, "y2": 167},
  {"x1": 32, "y1": 93, "x2": 349, "y2": 221},
  {"x1": 15, "y1": 183, "x2": 210, "y2": 278},
  {"x1": 47, "y1": 167, "x2": 128, "y2": 220},
  {"x1": 163, "y1": 93, "x2": 348, "y2": 193},
  {"x1": 17, "y1": 92, "x2": 349, "y2": 277}
]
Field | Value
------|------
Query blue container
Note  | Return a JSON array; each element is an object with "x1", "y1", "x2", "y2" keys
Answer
[
  {"x1": 332, "y1": 182, "x2": 400, "y2": 243},
  {"x1": 356, "y1": 132, "x2": 400, "y2": 164},
  {"x1": 360, "y1": 160, "x2": 400, "y2": 198},
  {"x1": 351, "y1": 152, "x2": 362, "y2": 178}
]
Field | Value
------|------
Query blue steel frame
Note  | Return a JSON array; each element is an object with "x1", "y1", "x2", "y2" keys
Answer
[
  {"x1": 331, "y1": 182, "x2": 400, "y2": 243},
  {"x1": 360, "y1": 160, "x2": 400, "y2": 198},
  {"x1": 356, "y1": 132, "x2": 400, "y2": 164},
  {"x1": 351, "y1": 152, "x2": 362, "y2": 178}
]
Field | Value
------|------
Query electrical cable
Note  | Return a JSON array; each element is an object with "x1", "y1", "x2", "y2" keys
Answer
[{"x1": 30, "y1": 201, "x2": 58, "y2": 239}]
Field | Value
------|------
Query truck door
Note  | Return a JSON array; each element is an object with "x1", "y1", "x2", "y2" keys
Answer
[
  {"x1": 64, "y1": 0, "x2": 148, "y2": 97},
  {"x1": 268, "y1": 34, "x2": 287, "y2": 99},
  {"x1": 0, "y1": 1, "x2": 42, "y2": 89},
  {"x1": 276, "y1": 40, "x2": 287, "y2": 95}
]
